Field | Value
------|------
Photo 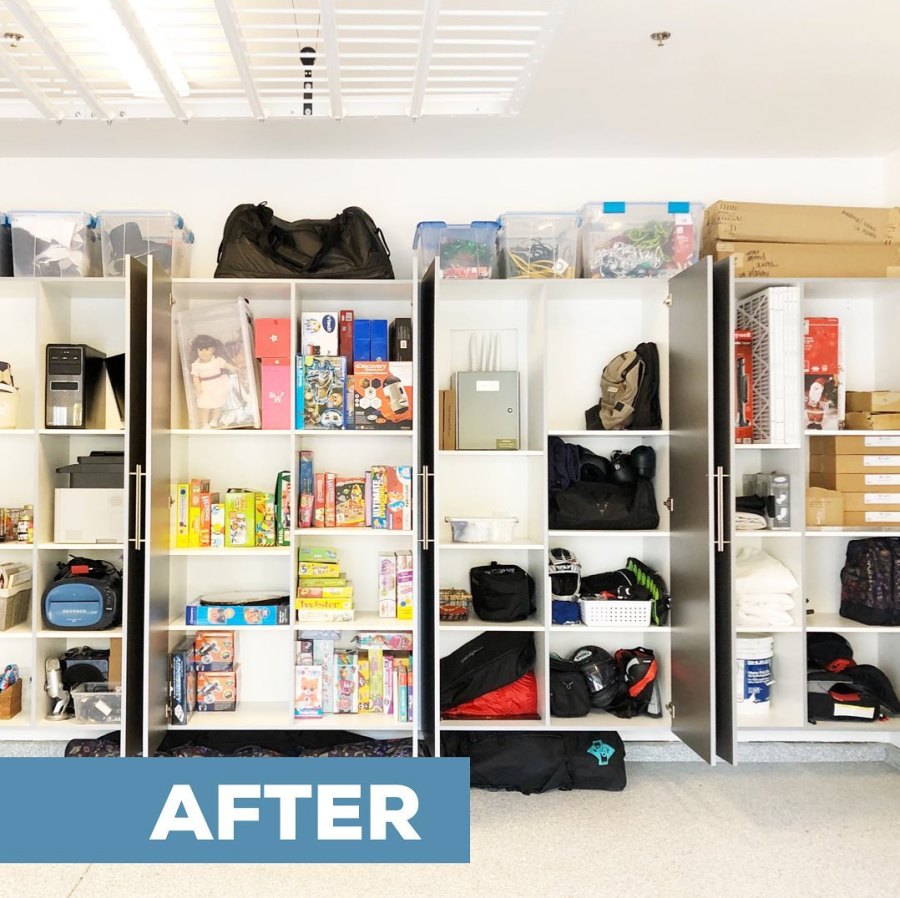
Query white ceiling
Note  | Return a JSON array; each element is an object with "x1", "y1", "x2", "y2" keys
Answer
[{"x1": 1, "y1": 0, "x2": 899, "y2": 158}]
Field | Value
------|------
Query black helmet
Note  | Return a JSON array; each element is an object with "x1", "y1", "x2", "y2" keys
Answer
[{"x1": 549, "y1": 547, "x2": 581, "y2": 600}]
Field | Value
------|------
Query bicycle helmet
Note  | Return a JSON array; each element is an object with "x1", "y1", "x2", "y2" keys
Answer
[{"x1": 549, "y1": 547, "x2": 581, "y2": 600}]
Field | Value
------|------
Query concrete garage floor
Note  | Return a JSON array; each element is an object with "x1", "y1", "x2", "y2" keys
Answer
[{"x1": 2, "y1": 758, "x2": 899, "y2": 898}]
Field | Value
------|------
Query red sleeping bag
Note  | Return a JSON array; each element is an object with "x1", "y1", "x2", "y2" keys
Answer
[{"x1": 442, "y1": 671, "x2": 539, "y2": 719}]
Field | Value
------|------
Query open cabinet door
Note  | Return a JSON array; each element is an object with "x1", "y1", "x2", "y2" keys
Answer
[
  {"x1": 667, "y1": 257, "x2": 726, "y2": 764},
  {"x1": 712, "y1": 259, "x2": 736, "y2": 764},
  {"x1": 122, "y1": 257, "x2": 148, "y2": 756},
  {"x1": 142, "y1": 257, "x2": 173, "y2": 757}
]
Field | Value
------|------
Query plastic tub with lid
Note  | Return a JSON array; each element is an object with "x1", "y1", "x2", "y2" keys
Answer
[
  {"x1": 98, "y1": 210, "x2": 193, "y2": 277},
  {"x1": 414, "y1": 220, "x2": 499, "y2": 279},
  {"x1": 497, "y1": 211, "x2": 579, "y2": 279},
  {"x1": 8, "y1": 210, "x2": 100, "y2": 277}
]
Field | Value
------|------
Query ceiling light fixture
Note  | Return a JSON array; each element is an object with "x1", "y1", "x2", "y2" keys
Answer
[
  {"x1": 4, "y1": 32, "x2": 23, "y2": 49},
  {"x1": 82, "y1": 0, "x2": 189, "y2": 99},
  {"x1": 650, "y1": 31, "x2": 671, "y2": 47}
]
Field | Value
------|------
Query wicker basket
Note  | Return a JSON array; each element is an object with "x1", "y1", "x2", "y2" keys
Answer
[
  {"x1": 579, "y1": 599, "x2": 651, "y2": 628},
  {"x1": 0, "y1": 585, "x2": 29, "y2": 631}
]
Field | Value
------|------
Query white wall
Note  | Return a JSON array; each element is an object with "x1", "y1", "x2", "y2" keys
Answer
[{"x1": 1, "y1": 156, "x2": 885, "y2": 278}]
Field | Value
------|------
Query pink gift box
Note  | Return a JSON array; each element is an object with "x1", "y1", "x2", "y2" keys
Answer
[
  {"x1": 261, "y1": 358, "x2": 291, "y2": 430},
  {"x1": 254, "y1": 318, "x2": 291, "y2": 359}
]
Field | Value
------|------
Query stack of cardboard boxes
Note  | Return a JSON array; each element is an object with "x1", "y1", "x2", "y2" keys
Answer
[
  {"x1": 845, "y1": 391, "x2": 900, "y2": 431},
  {"x1": 808, "y1": 435, "x2": 900, "y2": 528},
  {"x1": 703, "y1": 201, "x2": 900, "y2": 278}
]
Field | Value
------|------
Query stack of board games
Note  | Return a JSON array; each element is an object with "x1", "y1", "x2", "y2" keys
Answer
[{"x1": 296, "y1": 546, "x2": 354, "y2": 623}]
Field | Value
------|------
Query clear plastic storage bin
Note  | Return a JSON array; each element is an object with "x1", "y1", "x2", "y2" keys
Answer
[
  {"x1": 580, "y1": 201, "x2": 704, "y2": 278},
  {"x1": 413, "y1": 220, "x2": 499, "y2": 279},
  {"x1": 8, "y1": 210, "x2": 100, "y2": 277},
  {"x1": 0, "y1": 213, "x2": 12, "y2": 277},
  {"x1": 98, "y1": 210, "x2": 193, "y2": 277},
  {"x1": 497, "y1": 212, "x2": 579, "y2": 279},
  {"x1": 71, "y1": 683, "x2": 122, "y2": 724},
  {"x1": 445, "y1": 516, "x2": 518, "y2": 543}
]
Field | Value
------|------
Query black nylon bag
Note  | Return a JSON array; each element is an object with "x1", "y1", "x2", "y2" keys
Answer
[
  {"x1": 215, "y1": 203, "x2": 394, "y2": 279},
  {"x1": 440, "y1": 631, "x2": 535, "y2": 712},
  {"x1": 549, "y1": 477, "x2": 659, "y2": 530},
  {"x1": 469, "y1": 562, "x2": 535, "y2": 622},
  {"x1": 564, "y1": 732, "x2": 627, "y2": 791},
  {"x1": 549, "y1": 655, "x2": 591, "y2": 717},
  {"x1": 840, "y1": 537, "x2": 900, "y2": 626}
]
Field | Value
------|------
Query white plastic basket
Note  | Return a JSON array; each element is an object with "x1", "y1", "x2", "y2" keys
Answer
[{"x1": 579, "y1": 599, "x2": 651, "y2": 627}]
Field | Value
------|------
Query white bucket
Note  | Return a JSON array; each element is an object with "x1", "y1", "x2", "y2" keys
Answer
[{"x1": 736, "y1": 635, "x2": 774, "y2": 705}]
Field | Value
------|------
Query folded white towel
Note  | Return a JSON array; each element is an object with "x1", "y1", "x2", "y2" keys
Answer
[
  {"x1": 735, "y1": 512, "x2": 768, "y2": 531},
  {"x1": 737, "y1": 593, "x2": 795, "y2": 610},
  {"x1": 737, "y1": 608, "x2": 794, "y2": 628},
  {"x1": 735, "y1": 547, "x2": 799, "y2": 595}
]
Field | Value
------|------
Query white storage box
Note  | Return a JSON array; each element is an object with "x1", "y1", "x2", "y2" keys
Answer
[
  {"x1": 497, "y1": 212, "x2": 579, "y2": 279},
  {"x1": 579, "y1": 202, "x2": 703, "y2": 278},
  {"x1": 98, "y1": 210, "x2": 193, "y2": 277},
  {"x1": 445, "y1": 516, "x2": 518, "y2": 543},
  {"x1": 71, "y1": 683, "x2": 122, "y2": 724},
  {"x1": 54, "y1": 488, "x2": 125, "y2": 544},
  {"x1": 579, "y1": 599, "x2": 652, "y2": 627},
  {"x1": 8, "y1": 210, "x2": 100, "y2": 277}
]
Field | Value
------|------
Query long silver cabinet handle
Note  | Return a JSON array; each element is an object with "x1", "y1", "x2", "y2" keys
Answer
[
  {"x1": 419, "y1": 465, "x2": 430, "y2": 551},
  {"x1": 714, "y1": 466, "x2": 729, "y2": 553},
  {"x1": 129, "y1": 465, "x2": 145, "y2": 550}
]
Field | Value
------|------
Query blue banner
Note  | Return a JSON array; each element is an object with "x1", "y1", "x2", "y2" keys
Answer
[{"x1": 0, "y1": 758, "x2": 470, "y2": 863}]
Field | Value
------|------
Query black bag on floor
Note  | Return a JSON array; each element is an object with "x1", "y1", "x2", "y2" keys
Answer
[
  {"x1": 469, "y1": 562, "x2": 536, "y2": 622},
  {"x1": 215, "y1": 203, "x2": 394, "y2": 279},
  {"x1": 441, "y1": 731, "x2": 626, "y2": 794},
  {"x1": 440, "y1": 631, "x2": 535, "y2": 712},
  {"x1": 549, "y1": 654, "x2": 591, "y2": 717},
  {"x1": 840, "y1": 537, "x2": 900, "y2": 626}
]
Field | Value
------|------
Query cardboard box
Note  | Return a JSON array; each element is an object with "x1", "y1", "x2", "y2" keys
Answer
[
  {"x1": 108, "y1": 637, "x2": 122, "y2": 685},
  {"x1": 378, "y1": 552, "x2": 396, "y2": 618},
  {"x1": 225, "y1": 488, "x2": 254, "y2": 547},
  {"x1": 255, "y1": 492, "x2": 275, "y2": 546},
  {"x1": 809, "y1": 435, "x2": 900, "y2": 454},
  {"x1": 186, "y1": 602, "x2": 289, "y2": 626},
  {"x1": 210, "y1": 503, "x2": 225, "y2": 548},
  {"x1": 303, "y1": 356, "x2": 347, "y2": 430},
  {"x1": 339, "y1": 310, "x2": 354, "y2": 370},
  {"x1": 844, "y1": 412, "x2": 900, "y2": 431},
  {"x1": 176, "y1": 482, "x2": 189, "y2": 548},
  {"x1": 843, "y1": 493, "x2": 900, "y2": 512},
  {"x1": 709, "y1": 241, "x2": 900, "y2": 278},
  {"x1": 810, "y1": 471, "x2": 900, "y2": 492},
  {"x1": 335, "y1": 477, "x2": 366, "y2": 528},
  {"x1": 440, "y1": 389, "x2": 457, "y2": 450},
  {"x1": 260, "y1": 359, "x2": 291, "y2": 430},
  {"x1": 196, "y1": 666, "x2": 239, "y2": 711},
  {"x1": 734, "y1": 329, "x2": 753, "y2": 443},
  {"x1": 809, "y1": 454, "x2": 900, "y2": 475},
  {"x1": 300, "y1": 313, "x2": 339, "y2": 356},
  {"x1": 254, "y1": 317, "x2": 291, "y2": 358},
  {"x1": 294, "y1": 665, "x2": 323, "y2": 718},
  {"x1": 844, "y1": 511, "x2": 900, "y2": 527},
  {"x1": 353, "y1": 361, "x2": 413, "y2": 430},
  {"x1": 702, "y1": 201, "x2": 900, "y2": 246},
  {"x1": 846, "y1": 391, "x2": 900, "y2": 414},
  {"x1": 169, "y1": 636, "x2": 196, "y2": 726},
  {"x1": 804, "y1": 317, "x2": 843, "y2": 431},
  {"x1": 194, "y1": 630, "x2": 236, "y2": 671},
  {"x1": 806, "y1": 487, "x2": 844, "y2": 527}
]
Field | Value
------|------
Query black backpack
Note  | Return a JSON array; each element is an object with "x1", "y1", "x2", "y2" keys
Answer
[
  {"x1": 607, "y1": 647, "x2": 663, "y2": 719},
  {"x1": 585, "y1": 342, "x2": 661, "y2": 431},
  {"x1": 469, "y1": 562, "x2": 536, "y2": 622},
  {"x1": 215, "y1": 203, "x2": 394, "y2": 279},
  {"x1": 840, "y1": 537, "x2": 900, "y2": 626},
  {"x1": 549, "y1": 654, "x2": 592, "y2": 718}
]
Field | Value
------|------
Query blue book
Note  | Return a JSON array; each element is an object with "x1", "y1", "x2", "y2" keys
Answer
[
  {"x1": 295, "y1": 354, "x2": 305, "y2": 429},
  {"x1": 354, "y1": 319, "x2": 371, "y2": 364},
  {"x1": 370, "y1": 319, "x2": 388, "y2": 362}
]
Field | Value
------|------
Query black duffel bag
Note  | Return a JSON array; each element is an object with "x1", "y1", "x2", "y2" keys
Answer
[
  {"x1": 469, "y1": 562, "x2": 536, "y2": 622},
  {"x1": 440, "y1": 631, "x2": 535, "y2": 712},
  {"x1": 549, "y1": 477, "x2": 659, "y2": 530},
  {"x1": 215, "y1": 203, "x2": 394, "y2": 279}
]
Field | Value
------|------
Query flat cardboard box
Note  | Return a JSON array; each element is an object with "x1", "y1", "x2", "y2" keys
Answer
[
  {"x1": 844, "y1": 412, "x2": 900, "y2": 431},
  {"x1": 846, "y1": 391, "x2": 900, "y2": 414},
  {"x1": 108, "y1": 638, "x2": 122, "y2": 685},
  {"x1": 806, "y1": 487, "x2": 843, "y2": 527},
  {"x1": 809, "y1": 454, "x2": 900, "y2": 475},
  {"x1": 440, "y1": 389, "x2": 457, "y2": 450},
  {"x1": 708, "y1": 242, "x2": 900, "y2": 278},
  {"x1": 702, "y1": 201, "x2": 900, "y2": 245},
  {"x1": 810, "y1": 472, "x2": 900, "y2": 493},
  {"x1": 843, "y1": 493, "x2": 900, "y2": 512},
  {"x1": 809, "y1": 435, "x2": 900, "y2": 455},
  {"x1": 844, "y1": 511, "x2": 900, "y2": 527}
]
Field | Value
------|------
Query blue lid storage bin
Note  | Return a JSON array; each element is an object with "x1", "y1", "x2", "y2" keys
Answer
[
  {"x1": 98, "y1": 210, "x2": 193, "y2": 278},
  {"x1": 413, "y1": 220, "x2": 499, "y2": 279},
  {"x1": 580, "y1": 201, "x2": 704, "y2": 278},
  {"x1": 0, "y1": 214, "x2": 12, "y2": 277},
  {"x1": 8, "y1": 211, "x2": 100, "y2": 277},
  {"x1": 497, "y1": 212, "x2": 579, "y2": 279}
]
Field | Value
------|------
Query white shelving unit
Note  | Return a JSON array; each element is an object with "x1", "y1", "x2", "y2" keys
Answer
[
  {"x1": 151, "y1": 275, "x2": 421, "y2": 751},
  {"x1": 725, "y1": 273, "x2": 900, "y2": 754},
  {"x1": 425, "y1": 261, "x2": 720, "y2": 760}
]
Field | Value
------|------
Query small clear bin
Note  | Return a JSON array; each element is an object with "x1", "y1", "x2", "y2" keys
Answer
[
  {"x1": 0, "y1": 213, "x2": 12, "y2": 277},
  {"x1": 497, "y1": 212, "x2": 579, "y2": 279},
  {"x1": 98, "y1": 210, "x2": 193, "y2": 277},
  {"x1": 414, "y1": 220, "x2": 499, "y2": 279},
  {"x1": 580, "y1": 201, "x2": 704, "y2": 278},
  {"x1": 445, "y1": 516, "x2": 518, "y2": 543},
  {"x1": 71, "y1": 683, "x2": 122, "y2": 724},
  {"x1": 8, "y1": 210, "x2": 100, "y2": 277}
]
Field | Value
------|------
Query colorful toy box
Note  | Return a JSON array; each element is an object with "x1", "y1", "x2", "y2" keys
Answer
[
  {"x1": 196, "y1": 666, "x2": 239, "y2": 711},
  {"x1": 193, "y1": 630, "x2": 236, "y2": 671},
  {"x1": 353, "y1": 361, "x2": 413, "y2": 430},
  {"x1": 303, "y1": 356, "x2": 347, "y2": 430},
  {"x1": 261, "y1": 359, "x2": 291, "y2": 430},
  {"x1": 254, "y1": 317, "x2": 291, "y2": 358}
]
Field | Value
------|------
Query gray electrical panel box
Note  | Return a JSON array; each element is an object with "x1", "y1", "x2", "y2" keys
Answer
[{"x1": 453, "y1": 371, "x2": 519, "y2": 450}]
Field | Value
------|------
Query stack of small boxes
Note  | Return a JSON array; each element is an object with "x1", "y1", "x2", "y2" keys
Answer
[
  {"x1": 809, "y1": 435, "x2": 900, "y2": 528},
  {"x1": 255, "y1": 317, "x2": 291, "y2": 431},
  {"x1": 378, "y1": 550, "x2": 414, "y2": 620},
  {"x1": 296, "y1": 546, "x2": 354, "y2": 623},
  {"x1": 169, "y1": 630, "x2": 238, "y2": 724},
  {"x1": 845, "y1": 391, "x2": 900, "y2": 431}
]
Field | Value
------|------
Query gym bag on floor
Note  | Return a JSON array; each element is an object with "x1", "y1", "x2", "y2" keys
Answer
[
  {"x1": 215, "y1": 203, "x2": 394, "y2": 279},
  {"x1": 469, "y1": 561, "x2": 536, "y2": 622},
  {"x1": 440, "y1": 631, "x2": 535, "y2": 712},
  {"x1": 840, "y1": 537, "x2": 900, "y2": 626},
  {"x1": 440, "y1": 731, "x2": 626, "y2": 794}
]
